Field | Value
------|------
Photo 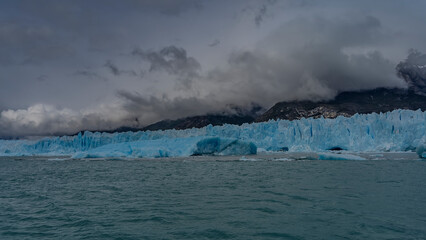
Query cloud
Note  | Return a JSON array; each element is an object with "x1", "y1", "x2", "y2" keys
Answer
[
  {"x1": 208, "y1": 39, "x2": 220, "y2": 47},
  {"x1": 0, "y1": 100, "x2": 169, "y2": 138},
  {"x1": 0, "y1": 92, "x2": 227, "y2": 138},
  {"x1": 396, "y1": 50, "x2": 426, "y2": 95},
  {"x1": 74, "y1": 70, "x2": 108, "y2": 82},
  {"x1": 1, "y1": 14, "x2": 411, "y2": 138},
  {"x1": 0, "y1": 22, "x2": 74, "y2": 65},
  {"x1": 132, "y1": 45, "x2": 201, "y2": 88},
  {"x1": 198, "y1": 15, "x2": 405, "y2": 107},
  {"x1": 116, "y1": 89, "x2": 262, "y2": 124},
  {"x1": 36, "y1": 75, "x2": 49, "y2": 82},
  {"x1": 254, "y1": 4, "x2": 267, "y2": 27},
  {"x1": 2, "y1": 1, "x2": 425, "y2": 138},
  {"x1": 116, "y1": 90, "x2": 229, "y2": 125},
  {"x1": 104, "y1": 60, "x2": 120, "y2": 76},
  {"x1": 127, "y1": 0, "x2": 204, "y2": 16},
  {"x1": 0, "y1": 0, "x2": 204, "y2": 66},
  {"x1": 19, "y1": 0, "x2": 203, "y2": 20},
  {"x1": 104, "y1": 60, "x2": 139, "y2": 77},
  {"x1": 249, "y1": 0, "x2": 277, "y2": 27},
  {"x1": 0, "y1": 104, "x2": 123, "y2": 138}
]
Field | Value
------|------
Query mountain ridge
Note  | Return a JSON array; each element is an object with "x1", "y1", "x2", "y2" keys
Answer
[
  {"x1": 256, "y1": 88, "x2": 426, "y2": 122},
  {"x1": 100, "y1": 87, "x2": 426, "y2": 135}
]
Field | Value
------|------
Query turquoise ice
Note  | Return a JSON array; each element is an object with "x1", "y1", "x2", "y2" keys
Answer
[{"x1": 0, "y1": 109, "x2": 425, "y2": 158}]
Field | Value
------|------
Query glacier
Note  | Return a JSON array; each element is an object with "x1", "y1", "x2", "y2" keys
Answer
[
  {"x1": 71, "y1": 137, "x2": 257, "y2": 159},
  {"x1": 0, "y1": 109, "x2": 425, "y2": 159}
]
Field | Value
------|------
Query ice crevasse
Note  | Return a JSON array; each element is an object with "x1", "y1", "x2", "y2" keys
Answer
[{"x1": 0, "y1": 109, "x2": 425, "y2": 159}]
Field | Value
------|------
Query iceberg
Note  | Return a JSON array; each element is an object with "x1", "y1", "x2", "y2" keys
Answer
[
  {"x1": 0, "y1": 109, "x2": 425, "y2": 159},
  {"x1": 417, "y1": 145, "x2": 426, "y2": 159}
]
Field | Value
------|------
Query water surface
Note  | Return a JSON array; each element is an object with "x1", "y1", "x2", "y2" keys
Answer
[{"x1": 1, "y1": 156, "x2": 426, "y2": 239}]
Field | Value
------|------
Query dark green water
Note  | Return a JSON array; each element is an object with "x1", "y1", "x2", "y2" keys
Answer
[{"x1": 1, "y1": 157, "x2": 426, "y2": 239}]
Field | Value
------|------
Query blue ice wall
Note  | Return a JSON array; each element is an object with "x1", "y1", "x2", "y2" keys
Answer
[{"x1": 0, "y1": 109, "x2": 425, "y2": 158}]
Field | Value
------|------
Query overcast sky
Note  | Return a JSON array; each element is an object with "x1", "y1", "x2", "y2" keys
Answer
[{"x1": 1, "y1": 0, "x2": 426, "y2": 138}]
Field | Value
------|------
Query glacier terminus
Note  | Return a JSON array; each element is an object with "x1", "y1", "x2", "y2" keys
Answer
[{"x1": 0, "y1": 109, "x2": 425, "y2": 159}]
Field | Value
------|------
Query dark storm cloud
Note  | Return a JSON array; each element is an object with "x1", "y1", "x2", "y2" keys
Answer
[
  {"x1": 116, "y1": 90, "x2": 221, "y2": 125},
  {"x1": 132, "y1": 46, "x2": 201, "y2": 88},
  {"x1": 0, "y1": 22, "x2": 74, "y2": 65},
  {"x1": 396, "y1": 50, "x2": 426, "y2": 95},
  {"x1": 126, "y1": 0, "x2": 203, "y2": 16},
  {"x1": 74, "y1": 70, "x2": 108, "y2": 82},
  {"x1": 104, "y1": 60, "x2": 138, "y2": 77},
  {"x1": 208, "y1": 39, "x2": 220, "y2": 47},
  {"x1": 116, "y1": 89, "x2": 259, "y2": 127},
  {"x1": 1, "y1": 0, "x2": 426, "y2": 138},
  {"x1": 119, "y1": 15, "x2": 397, "y2": 121},
  {"x1": 0, "y1": 0, "x2": 204, "y2": 66},
  {"x1": 104, "y1": 60, "x2": 120, "y2": 76},
  {"x1": 132, "y1": 46, "x2": 201, "y2": 76},
  {"x1": 248, "y1": 0, "x2": 277, "y2": 27},
  {"x1": 254, "y1": 4, "x2": 267, "y2": 26},
  {"x1": 200, "y1": 15, "x2": 404, "y2": 107},
  {"x1": 36, "y1": 75, "x2": 48, "y2": 82},
  {"x1": 17, "y1": 0, "x2": 203, "y2": 19}
]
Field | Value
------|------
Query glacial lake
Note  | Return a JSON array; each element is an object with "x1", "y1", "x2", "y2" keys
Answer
[{"x1": 1, "y1": 153, "x2": 426, "y2": 239}]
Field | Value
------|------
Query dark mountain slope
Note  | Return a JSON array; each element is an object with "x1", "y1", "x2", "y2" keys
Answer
[
  {"x1": 96, "y1": 114, "x2": 256, "y2": 134},
  {"x1": 142, "y1": 114, "x2": 255, "y2": 131},
  {"x1": 256, "y1": 88, "x2": 426, "y2": 122}
]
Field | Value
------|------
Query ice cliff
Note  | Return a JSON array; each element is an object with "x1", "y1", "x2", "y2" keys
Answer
[{"x1": 0, "y1": 109, "x2": 425, "y2": 158}]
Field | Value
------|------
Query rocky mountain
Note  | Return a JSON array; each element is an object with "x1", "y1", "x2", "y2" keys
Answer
[
  {"x1": 141, "y1": 114, "x2": 256, "y2": 131},
  {"x1": 98, "y1": 114, "x2": 254, "y2": 134},
  {"x1": 99, "y1": 105, "x2": 262, "y2": 134},
  {"x1": 256, "y1": 51, "x2": 426, "y2": 122},
  {"x1": 255, "y1": 88, "x2": 426, "y2": 122},
  {"x1": 100, "y1": 87, "x2": 425, "y2": 134}
]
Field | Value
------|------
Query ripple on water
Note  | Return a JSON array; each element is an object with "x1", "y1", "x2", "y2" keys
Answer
[{"x1": 0, "y1": 156, "x2": 426, "y2": 239}]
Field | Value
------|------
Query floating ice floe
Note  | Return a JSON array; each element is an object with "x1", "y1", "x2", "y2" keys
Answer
[{"x1": 317, "y1": 153, "x2": 366, "y2": 161}]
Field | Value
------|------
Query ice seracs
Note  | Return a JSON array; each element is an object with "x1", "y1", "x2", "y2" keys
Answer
[
  {"x1": 71, "y1": 137, "x2": 257, "y2": 159},
  {"x1": 0, "y1": 109, "x2": 425, "y2": 159}
]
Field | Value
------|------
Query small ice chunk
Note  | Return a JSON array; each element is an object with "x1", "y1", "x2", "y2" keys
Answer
[
  {"x1": 240, "y1": 156, "x2": 258, "y2": 161},
  {"x1": 273, "y1": 157, "x2": 293, "y2": 161},
  {"x1": 318, "y1": 153, "x2": 366, "y2": 161},
  {"x1": 416, "y1": 145, "x2": 426, "y2": 159}
]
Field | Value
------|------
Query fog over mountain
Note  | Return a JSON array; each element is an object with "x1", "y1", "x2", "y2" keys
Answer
[
  {"x1": 1, "y1": 0, "x2": 426, "y2": 138},
  {"x1": 397, "y1": 50, "x2": 426, "y2": 95}
]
